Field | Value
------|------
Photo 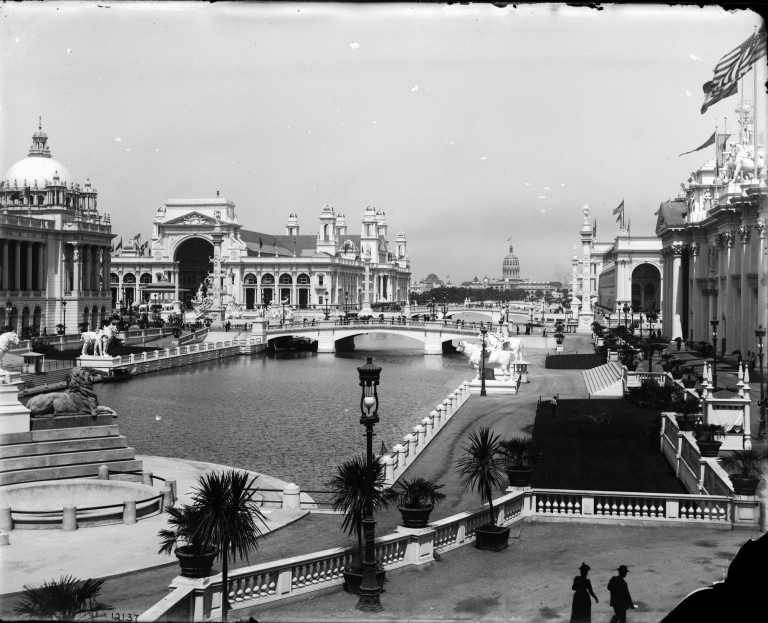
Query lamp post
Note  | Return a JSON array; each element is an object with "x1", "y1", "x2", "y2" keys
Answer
[
  {"x1": 345, "y1": 290, "x2": 349, "y2": 315},
  {"x1": 756, "y1": 326, "x2": 766, "y2": 439},
  {"x1": 61, "y1": 300, "x2": 67, "y2": 335},
  {"x1": 710, "y1": 319, "x2": 719, "y2": 391},
  {"x1": 622, "y1": 303, "x2": 630, "y2": 328},
  {"x1": 324, "y1": 289, "x2": 330, "y2": 320},
  {"x1": 4, "y1": 299, "x2": 12, "y2": 333},
  {"x1": 356, "y1": 357, "x2": 383, "y2": 612},
  {"x1": 442, "y1": 295, "x2": 447, "y2": 322},
  {"x1": 645, "y1": 342, "x2": 653, "y2": 373},
  {"x1": 281, "y1": 297, "x2": 286, "y2": 323},
  {"x1": 606, "y1": 312, "x2": 611, "y2": 329},
  {"x1": 639, "y1": 312, "x2": 644, "y2": 338},
  {"x1": 480, "y1": 327, "x2": 487, "y2": 396}
]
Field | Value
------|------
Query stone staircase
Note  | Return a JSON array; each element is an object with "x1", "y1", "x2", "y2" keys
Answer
[
  {"x1": 582, "y1": 362, "x2": 624, "y2": 398},
  {"x1": 0, "y1": 421, "x2": 143, "y2": 486}
]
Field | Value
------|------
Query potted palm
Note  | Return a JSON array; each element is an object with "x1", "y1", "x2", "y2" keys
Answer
[
  {"x1": 158, "y1": 470, "x2": 267, "y2": 622},
  {"x1": 327, "y1": 454, "x2": 389, "y2": 595},
  {"x1": 386, "y1": 477, "x2": 446, "y2": 528},
  {"x1": 500, "y1": 436, "x2": 536, "y2": 487},
  {"x1": 14, "y1": 575, "x2": 114, "y2": 621},
  {"x1": 694, "y1": 423, "x2": 726, "y2": 458},
  {"x1": 720, "y1": 450, "x2": 766, "y2": 496},
  {"x1": 455, "y1": 427, "x2": 510, "y2": 551},
  {"x1": 671, "y1": 393, "x2": 701, "y2": 431}
]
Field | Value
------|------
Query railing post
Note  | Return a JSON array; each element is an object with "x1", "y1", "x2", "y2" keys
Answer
[
  {"x1": 430, "y1": 409, "x2": 440, "y2": 431},
  {"x1": 142, "y1": 471, "x2": 153, "y2": 486},
  {"x1": 0, "y1": 507, "x2": 12, "y2": 532},
  {"x1": 277, "y1": 568, "x2": 293, "y2": 597},
  {"x1": 391, "y1": 444, "x2": 404, "y2": 475},
  {"x1": 166, "y1": 479, "x2": 177, "y2": 502},
  {"x1": 403, "y1": 433, "x2": 416, "y2": 463},
  {"x1": 413, "y1": 424, "x2": 425, "y2": 452},
  {"x1": 282, "y1": 483, "x2": 301, "y2": 510},
  {"x1": 422, "y1": 415, "x2": 433, "y2": 437},
  {"x1": 161, "y1": 487, "x2": 174, "y2": 510},
  {"x1": 442, "y1": 398, "x2": 452, "y2": 419},
  {"x1": 582, "y1": 495, "x2": 595, "y2": 516},
  {"x1": 62, "y1": 506, "x2": 78, "y2": 531},
  {"x1": 665, "y1": 498, "x2": 679, "y2": 519},
  {"x1": 98, "y1": 464, "x2": 109, "y2": 480},
  {"x1": 123, "y1": 500, "x2": 137, "y2": 524},
  {"x1": 382, "y1": 454, "x2": 395, "y2": 484}
]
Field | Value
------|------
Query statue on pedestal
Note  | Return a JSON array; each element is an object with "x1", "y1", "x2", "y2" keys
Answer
[{"x1": 0, "y1": 331, "x2": 19, "y2": 376}]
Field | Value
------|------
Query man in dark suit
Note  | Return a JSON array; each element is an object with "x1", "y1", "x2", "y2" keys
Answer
[{"x1": 607, "y1": 565, "x2": 635, "y2": 623}]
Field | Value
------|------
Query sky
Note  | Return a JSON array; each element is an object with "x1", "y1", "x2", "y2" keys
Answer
[{"x1": 1, "y1": 2, "x2": 765, "y2": 285}]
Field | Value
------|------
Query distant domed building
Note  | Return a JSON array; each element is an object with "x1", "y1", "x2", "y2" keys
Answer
[
  {"x1": 501, "y1": 244, "x2": 522, "y2": 282},
  {"x1": 0, "y1": 122, "x2": 113, "y2": 336}
]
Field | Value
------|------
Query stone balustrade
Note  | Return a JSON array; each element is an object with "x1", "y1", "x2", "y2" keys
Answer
[{"x1": 138, "y1": 482, "x2": 756, "y2": 622}]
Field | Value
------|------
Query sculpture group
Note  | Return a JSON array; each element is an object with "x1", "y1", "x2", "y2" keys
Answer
[
  {"x1": 25, "y1": 367, "x2": 116, "y2": 417},
  {"x1": 0, "y1": 330, "x2": 20, "y2": 376},
  {"x1": 457, "y1": 334, "x2": 526, "y2": 382},
  {"x1": 81, "y1": 325, "x2": 120, "y2": 356}
]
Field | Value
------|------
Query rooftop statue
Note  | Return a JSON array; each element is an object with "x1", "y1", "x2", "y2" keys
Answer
[
  {"x1": 581, "y1": 204, "x2": 590, "y2": 224},
  {"x1": 25, "y1": 367, "x2": 116, "y2": 417}
]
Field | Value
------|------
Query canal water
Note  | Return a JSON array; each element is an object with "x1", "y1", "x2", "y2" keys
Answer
[{"x1": 96, "y1": 333, "x2": 474, "y2": 489}]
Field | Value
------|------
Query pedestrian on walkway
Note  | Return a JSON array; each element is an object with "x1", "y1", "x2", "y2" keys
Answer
[
  {"x1": 570, "y1": 562, "x2": 599, "y2": 622},
  {"x1": 607, "y1": 565, "x2": 635, "y2": 623},
  {"x1": 516, "y1": 324, "x2": 520, "y2": 335},
  {"x1": 674, "y1": 337, "x2": 682, "y2": 351},
  {"x1": 550, "y1": 395, "x2": 558, "y2": 417}
]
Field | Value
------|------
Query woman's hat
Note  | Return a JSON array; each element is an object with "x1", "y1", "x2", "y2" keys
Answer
[
  {"x1": 579, "y1": 562, "x2": 590, "y2": 571},
  {"x1": 617, "y1": 565, "x2": 629, "y2": 573}
]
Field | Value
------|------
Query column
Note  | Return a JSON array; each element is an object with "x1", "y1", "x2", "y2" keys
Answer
[
  {"x1": 689, "y1": 243, "x2": 699, "y2": 342},
  {"x1": 1, "y1": 240, "x2": 8, "y2": 290},
  {"x1": 723, "y1": 231, "x2": 734, "y2": 352},
  {"x1": 37, "y1": 243, "x2": 45, "y2": 292},
  {"x1": 14, "y1": 241, "x2": 21, "y2": 291},
  {"x1": 757, "y1": 219, "x2": 767, "y2": 335},
  {"x1": 739, "y1": 226, "x2": 750, "y2": 352},
  {"x1": 670, "y1": 242, "x2": 684, "y2": 340},
  {"x1": 25, "y1": 242, "x2": 33, "y2": 291},
  {"x1": 72, "y1": 245, "x2": 81, "y2": 294}
]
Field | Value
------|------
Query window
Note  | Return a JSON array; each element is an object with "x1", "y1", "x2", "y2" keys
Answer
[
  {"x1": 262, "y1": 274, "x2": 275, "y2": 285},
  {"x1": 297, "y1": 273, "x2": 310, "y2": 285},
  {"x1": 245, "y1": 274, "x2": 257, "y2": 285},
  {"x1": 279, "y1": 273, "x2": 292, "y2": 285},
  {"x1": 318, "y1": 274, "x2": 324, "y2": 286}
]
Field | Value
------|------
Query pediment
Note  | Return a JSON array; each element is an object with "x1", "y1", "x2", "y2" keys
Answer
[{"x1": 163, "y1": 211, "x2": 218, "y2": 226}]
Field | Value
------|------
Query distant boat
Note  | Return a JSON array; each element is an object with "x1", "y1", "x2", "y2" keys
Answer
[{"x1": 99, "y1": 366, "x2": 137, "y2": 383}]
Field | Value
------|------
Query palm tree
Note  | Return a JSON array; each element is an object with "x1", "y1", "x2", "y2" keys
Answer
[
  {"x1": 159, "y1": 470, "x2": 267, "y2": 622},
  {"x1": 326, "y1": 454, "x2": 389, "y2": 569},
  {"x1": 455, "y1": 427, "x2": 506, "y2": 527},
  {"x1": 14, "y1": 575, "x2": 114, "y2": 621}
]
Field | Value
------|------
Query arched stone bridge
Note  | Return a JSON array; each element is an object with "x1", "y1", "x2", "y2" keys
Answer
[{"x1": 261, "y1": 319, "x2": 493, "y2": 354}]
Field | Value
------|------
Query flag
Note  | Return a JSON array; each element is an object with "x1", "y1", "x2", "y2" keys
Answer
[
  {"x1": 679, "y1": 131, "x2": 716, "y2": 157},
  {"x1": 701, "y1": 26, "x2": 766, "y2": 114},
  {"x1": 701, "y1": 81, "x2": 738, "y2": 115},
  {"x1": 259, "y1": 237, "x2": 263, "y2": 250},
  {"x1": 593, "y1": 219, "x2": 597, "y2": 238},
  {"x1": 133, "y1": 233, "x2": 140, "y2": 242},
  {"x1": 140, "y1": 241, "x2": 149, "y2": 255},
  {"x1": 715, "y1": 132, "x2": 731, "y2": 177},
  {"x1": 613, "y1": 200, "x2": 625, "y2": 225},
  {"x1": 115, "y1": 238, "x2": 123, "y2": 251}
]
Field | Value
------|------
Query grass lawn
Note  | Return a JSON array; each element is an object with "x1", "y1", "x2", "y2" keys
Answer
[{"x1": 532, "y1": 398, "x2": 687, "y2": 493}]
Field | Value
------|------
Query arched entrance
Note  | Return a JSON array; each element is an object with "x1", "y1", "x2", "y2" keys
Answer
[
  {"x1": 175, "y1": 237, "x2": 214, "y2": 309},
  {"x1": 631, "y1": 263, "x2": 661, "y2": 312}
]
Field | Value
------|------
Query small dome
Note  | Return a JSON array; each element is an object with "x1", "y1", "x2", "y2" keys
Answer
[
  {"x1": 502, "y1": 243, "x2": 520, "y2": 279},
  {"x1": 321, "y1": 204, "x2": 334, "y2": 214},
  {"x1": 4, "y1": 157, "x2": 72, "y2": 187}
]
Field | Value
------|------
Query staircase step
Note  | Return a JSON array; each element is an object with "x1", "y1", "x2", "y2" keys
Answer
[
  {"x1": 0, "y1": 435, "x2": 128, "y2": 459},
  {"x1": 0, "y1": 447, "x2": 136, "y2": 473},
  {"x1": 0, "y1": 459, "x2": 144, "y2": 486},
  {"x1": 0, "y1": 425, "x2": 120, "y2": 446}
]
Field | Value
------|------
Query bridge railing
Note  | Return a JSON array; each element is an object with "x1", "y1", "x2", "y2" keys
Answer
[{"x1": 263, "y1": 318, "x2": 501, "y2": 333}]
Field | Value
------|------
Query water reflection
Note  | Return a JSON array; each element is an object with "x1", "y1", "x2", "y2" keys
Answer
[{"x1": 96, "y1": 335, "x2": 471, "y2": 488}]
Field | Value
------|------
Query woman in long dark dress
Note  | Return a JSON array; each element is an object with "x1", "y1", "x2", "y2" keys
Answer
[{"x1": 571, "y1": 562, "x2": 599, "y2": 622}]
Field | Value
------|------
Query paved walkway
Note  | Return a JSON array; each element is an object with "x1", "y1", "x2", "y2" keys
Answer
[{"x1": 0, "y1": 335, "x2": 764, "y2": 622}]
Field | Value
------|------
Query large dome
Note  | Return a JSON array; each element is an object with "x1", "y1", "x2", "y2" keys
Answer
[
  {"x1": 502, "y1": 243, "x2": 521, "y2": 279},
  {"x1": 4, "y1": 156, "x2": 73, "y2": 188}
]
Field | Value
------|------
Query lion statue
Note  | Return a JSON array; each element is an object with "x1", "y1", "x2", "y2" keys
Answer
[{"x1": 25, "y1": 367, "x2": 116, "y2": 417}]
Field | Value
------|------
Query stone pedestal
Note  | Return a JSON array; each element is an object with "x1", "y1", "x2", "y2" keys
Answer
[
  {"x1": 76, "y1": 355, "x2": 121, "y2": 372},
  {"x1": 468, "y1": 377, "x2": 518, "y2": 395},
  {"x1": 577, "y1": 312, "x2": 594, "y2": 334},
  {"x1": 0, "y1": 373, "x2": 31, "y2": 435}
]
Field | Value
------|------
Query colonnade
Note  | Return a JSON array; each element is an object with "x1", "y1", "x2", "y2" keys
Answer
[{"x1": 0, "y1": 239, "x2": 46, "y2": 292}]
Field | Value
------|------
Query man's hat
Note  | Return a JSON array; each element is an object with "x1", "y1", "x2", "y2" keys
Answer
[
  {"x1": 579, "y1": 562, "x2": 590, "y2": 571},
  {"x1": 617, "y1": 565, "x2": 629, "y2": 573}
]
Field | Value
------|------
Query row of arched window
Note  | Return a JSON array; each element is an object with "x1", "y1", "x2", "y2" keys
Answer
[
  {"x1": 0, "y1": 305, "x2": 108, "y2": 337},
  {"x1": 243, "y1": 273, "x2": 311, "y2": 286}
]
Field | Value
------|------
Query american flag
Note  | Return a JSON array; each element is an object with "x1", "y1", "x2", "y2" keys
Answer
[{"x1": 701, "y1": 26, "x2": 766, "y2": 114}]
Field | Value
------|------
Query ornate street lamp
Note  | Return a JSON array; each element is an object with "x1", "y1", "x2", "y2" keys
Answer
[
  {"x1": 711, "y1": 319, "x2": 719, "y2": 391},
  {"x1": 756, "y1": 326, "x2": 766, "y2": 439},
  {"x1": 622, "y1": 303, "x2": 630, "y2": 328},
  {"x1": 480, "y1": 327, "x2": 488, "y2": 396},
  {"x1": 324, "y1": 289, "x2": 330, "y2": 320},
  {"x1": 345, "y1": 289, "x2": 349, "y2": 315},
  {"x1": 281, "y1": 297, "x2": 286, "y2": 323},
  {"x1": 442, "y1": 295, "x2": 447, "y2": 322},
  {"x1": 356, "y1": 357, "x2": 383, "y2": 612},
  {"x1": 606, "y1": 312, "x2": 612, "y2": 328},
  {"x1": 639, "y1": 312, "x2": 644, "y2": 338}
]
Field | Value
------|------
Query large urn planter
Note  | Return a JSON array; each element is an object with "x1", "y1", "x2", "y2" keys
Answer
[
  {"x1": 697, "y1": 441, "x2": 722, "y2": 458},
  {"x1": 730, "y1": 475, "x2": 759, "y2": 496},
  {"x1": 675, "y1": 415, "x2": 698, "y2": 431},
  {"x1": 398, "y1": 506, "x2": 434, "y2": 529},
  {"x1": 175, "y1": 545, "x2": 217, "y2": 578},
  {"x1": 505, "y1": 468, "x2": 533, "y2": 488},
  {"x1": 474, "y1": 525, "x2": 511, "y2": 551},
  {"x1": 342, "y1": 568, "x2": 386, "y2": 595}
]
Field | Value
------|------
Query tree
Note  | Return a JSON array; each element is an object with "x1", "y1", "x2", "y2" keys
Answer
[
  {"x1": 159, "y1": 470, "x2": 267, "y2": 622},
  {"x1": 455, "y1": 427, "x2": 506, "y2": 527},
  {"x1": 14, "y1": 575, "x2": 114, "y2": 621},
  {"x1": 327, "y1": 454, "x2": 389, "y2": 569},
  {"x1": 534, "y1": 289, "x2": 544, "y2": 300}
]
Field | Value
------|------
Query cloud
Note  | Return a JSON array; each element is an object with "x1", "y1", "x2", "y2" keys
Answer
[
  {"x1": 540, "y1": 209, "x2": 546, "y2": 213},
  {"x1": 524, "y1": 182, "x2": 531, "y2": 186},
  {"x1": 411, "y1": 85, "x2": 418, "y2": 92},
  {"x1": 543, "y1": 186, "x2": 550, "y2": 190},
  {"x1": 114, "y1": 137, "x2": 121, "y2": 142},
  {"x1": 66, "y1": 48, "x2": 72, "y2": 54},
  {"x1": 480, "y1": 156, "x2": 487, "y2": 160},
  {"x1": 689, "y1": 53, "x2": 701, "y2": 61},
  {"x1": 350, "y1": 42, "x2": 360, "y2": 49},
  {"x1": 538, "y1": 195, "x2": 546, "y2": 199},
  {"x1": 684, "y1": 89, "x2": 692, "y2": 97}
]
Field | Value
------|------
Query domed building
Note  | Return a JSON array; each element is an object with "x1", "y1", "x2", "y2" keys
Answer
[
  {"x1": 501, "y1": 244, "x2": 522, "y2": 282},
  {"x1": 0, "y1": 123, "x2": 113, "y2": 336}
]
